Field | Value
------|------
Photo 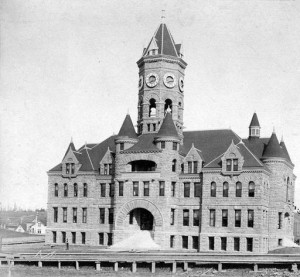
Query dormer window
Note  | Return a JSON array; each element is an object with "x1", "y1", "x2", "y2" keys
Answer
[
  {"x1": 187, "y1": 161, "x2": 198, "y2": 174},
  {"x1": 65, "y1": 163, "x2": 75, "y2": 175},
  {"x1": 66, "y1": 163, "x2": 70, "y2": 174},
  {"x1": 226, "y1": 159, "x2": 238, "y2": 171}
]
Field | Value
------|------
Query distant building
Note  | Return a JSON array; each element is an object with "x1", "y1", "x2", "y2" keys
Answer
[
  {"x1": 15, "y1": 224, "x2": 26, "y2": 233},
  {"x1": 28, "y1": 219, "x2": 47, "y2": 235},
  {"x1": 294, "y1": 213, "x2": 300, "y2": 245},
  {"x1": 46, "y1": 21, "x2": 296, "y2": 253}
]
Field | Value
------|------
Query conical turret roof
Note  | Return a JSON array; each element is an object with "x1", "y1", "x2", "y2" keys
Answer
[
  {"x1": 156, "y1": 112, "x2": 179, "y2": 138},
  {"x1": 63, "y1": 140, "x2": 76, "y2": 159},
  {"x1": 118, "y1": 114, "x2": 137, "y2": 139},
  {"x1": 143, "y1": 23, "x2": 180, "y2": 57},
  {"x1": 262, "y1": 132, "x2": 285, "y2": 159},
  {"x1": 280, "y1": 139, "x2": 292, "y2": 162},
  {"x1": 249, "y1": 113, "x2": 260, "y2": 127}
]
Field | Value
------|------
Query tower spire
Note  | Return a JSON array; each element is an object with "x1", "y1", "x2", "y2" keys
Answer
[{"x1": 161, "y1": 10, "x2": 166, "y2": 23}]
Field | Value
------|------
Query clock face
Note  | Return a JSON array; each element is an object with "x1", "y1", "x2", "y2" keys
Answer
[
  {"x1": 163, "y1": 73, "x2": 176, "y2": 88},
  {"x1": 179, "y1": 77, "x2": 184, "y2": 92},
  {"x1": 146, "y1": 73, "x2": 159, "y2": 88},
  {"x1": 138, "y1": 75, "x2": 144, "y2": 90}
]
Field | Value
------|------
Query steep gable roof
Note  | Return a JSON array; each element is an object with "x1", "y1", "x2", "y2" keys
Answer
[
  {"x1": 144, "y1": 23, "x2": 180, "y2": 57},
  {"x1": 118, "y1": 114, "x2": 137, "y2": 138},
  {"x1": 156, "y1": 112, "x2": 179, "y2": 138}
]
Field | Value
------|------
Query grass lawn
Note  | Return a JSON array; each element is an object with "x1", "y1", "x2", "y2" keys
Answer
[{"x1": 0, "y1": 229, "x2": 41, "y2": 239}]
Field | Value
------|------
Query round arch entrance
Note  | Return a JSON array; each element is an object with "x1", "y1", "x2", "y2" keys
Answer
[{"x1": 130, "y1": 208, "x2": 153, "y2": 230}]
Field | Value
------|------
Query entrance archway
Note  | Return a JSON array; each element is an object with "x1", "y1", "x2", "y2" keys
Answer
[{"x1": 129, "y1": 208, "x2": 153, "y2": 230}]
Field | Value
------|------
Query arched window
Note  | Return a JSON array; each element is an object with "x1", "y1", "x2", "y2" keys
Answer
[
  {"x1": 172, "y1": 159, "x2": 177, "y2": 172},
  {"x1": 64, "y1": 183, "x2": 68, "y2": 197},
  {"x1": 236, "y1": 182, "x2": 242, "y2": 197},
  {"x1": 54, "y1": 183, "x2": 58, "y2": 197},
  {"x1": 83, "y1": 183, "x2": 88, "y2": 197},
  {"x1": 211, "y1": 182, "x2": 216, "y2": 197},
  {"x1": 149, "y1": 98, "x2": 156, "y2": 117},
  {"x1": 223, "y1": 182, "x2": 229, "y2": 197},
  {"x1": 164, "y1": 99, "x2": 172, "y2": 114},
  {"x1": 74, "y1": 183, "x2": 78, "y2": 197},
  {"x1": 248, "y1": 182, "x2": 255, "y2": 197}
]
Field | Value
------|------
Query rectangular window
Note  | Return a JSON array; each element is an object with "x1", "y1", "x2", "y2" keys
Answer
[
  {"x1": 226, "y1": 159, "x2": 232, "y2": 171},
  {"x1": 233, "y1": 159, "x2": 238, "y2": 171},
  {"x1": 170, "y1": 209, "x2": 175, "y2": 225},
  {"x1": 210, "y1": 182, "x2": 216, "y2": 197},
  {"x1": 161, "y1": 141, "x2": 165, "y2": 149},
  {"x1": 193, "y1": 209, "x2": 200, "y2": 226},
  {"x1": 147, "y1": 123, "x2": 150, "y2": 132},
  {"x1": 120, "y1": 143, "x2": 124, "y2": 151},
  {"x1": 129, "y1": 211, "x2": 133, "y2": 224},
  {"x1": 278, "y1": 212, "x2": 282, "y2": 229},
  {"x1": 193, "y1": 161, "x2": 198, "y2": 173},
  {"x1": 278, "y1": 239, "x2": 283, "y2": 246},
  {"x1": 248, "y1": 210, "x2": 254, "y2": 228},
  {"x1": 81, "y1": 232, "x2": 86, "y2": 244},
  {"x1": 133, "y1": 182, "x2": 139, "y2": 196},
  {"x1": 223, "y1": 182, "x2": 229, "y2": 197},
  {"x1": 74, "y1": 183, "x2": 78, "y2": 197},
  {"x1": 71, "y1": 163, "x2": 75, "y2": 174},
  {"x1": 153, "y1": 124, "x2": 156, "y2": 132},
  {"x1": 107, "y1": 233, "x2": 112, "y2": 246},
  {"x1": 109, "y1": 183, "x2": 114, "y2": 197},
  {"x1": 188, "y1": 162, "x2": 192, "y2": 173},
  {"x1": 54, "y1": 184, "x2": 58, "y2": 197},
  {"x1": 62, "y1": 231, "x2": 66, "y2": 243},
  {"x1": 171, "y1": 182, "x2": 176, "y2": 197},
  {"x1": 99, "y1": 208, "x2": 105, "y2": 224},
  {"x1": 209, "y1": 237, "x2": 214, "y2": 250},
  {"x1": 104, "y1": 164, "x2": 108, "y2": 175},
  {"x1": 72, "y1": 232, "x2": 76, "y2": 244},
  {"x1": 183, "y1": 209, "x2": 189, "y2": 226},
  {"x1": 99, "y1": 233, "x2": 104, "y2": 245},
  {"x1": 181, "y1": 163, "x2": 184, "y2": 173},
  {"x1": 234, "y1": 237, "x2": 240, "y2": 251},
  {"x1": 235, "y1": 210, "x2": 241, "y2": 227},
  {"x1": 192, "y1": 236, "x2": 199, "y2": 250},
  {"x1": 53, "y1": 231, "x2": 57, "y2": 243},
  {"x1": 109, "y1": 208, "x2": 114, "y2": 224},
  {"x1": 221, "y1": 237, "x2": 227, "y2": 251},
  {"x1": 170, "y1": 235, "x2": 175, "y2": 248},
  {"x1": 182, "y1": 236, "x2": 188, "y2": 249},
  {"x1": 100, "y1": 183, "x2": 106, "y2": 197},
  {"x1": 247, "y1": 238, "x2": 253, "y2": 252},
  {"x1": 64, "y1": 184, "x2": 68, "y2": 197},
  {"x1": 222, "y1": 209, "x2": 228, "y2": 227},
  {"x1": 53, "y1": 207, "x2": 58, "y2": 223},
  {"x1": 119, "y1": 182, "x2": 124, "y2": 196},
  {"x1": 184, "y1": 182, "x2": 190, "y2": 197},
  {"x1": 144, "y1": 181, "x2": 149, "y2": 196},
  {"x1": 209, "y1": 209, "x2": 216, "y2": 227},
  {"x1": 173, "y1": 142, "x2": 177, "y2": 150},
  {"x1": 63, "y1": 207, "x2": 67, "y2": 223},
  {"x1": 194, "y1": 182, "x2": 201, "y2": 197},
  {"x1": 83, "y1": 183, "x2": 88, "y2": 197},
  {"x1": 72, "y1": 208, "x2": 77, "y2": 223},
  {"x1": 159, "y1": 181, "x2": 165, "y2": 196},
  {"x1": 82, "y1": 208, "x2": 87, "y2": 223},
  {"x1": 109, "y1": 164, "x2": 113, "y2": 175},
  {"x1": 236, "y1": 182, "x2": 242, "y2": 197},
  {"x1": 66, "y1": 163, "x2": 70, "y2": 174}
]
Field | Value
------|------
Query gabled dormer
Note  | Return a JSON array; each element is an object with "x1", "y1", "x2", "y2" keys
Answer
[
  {"x1": 182, "y1": 144, "x2": 203, "y2": 174},
  {"x1": 221, "y1": 141, "x2": 244, "y2": 175},
  {"x1": 62, "y1": 140, "x2": 80, "y2": 177},
  {"x1": 99, "y1": 147, "x2": 114, "y2": 175}
]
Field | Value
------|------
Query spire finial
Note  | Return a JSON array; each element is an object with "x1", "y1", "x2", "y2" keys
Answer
[
  {"x1": 71, "y1": 137, "x2": 73, "y2": 143},
  {"x1": 127, "y1": 108, "x2": 129, "y2": 115},
  {"x1": 273, "y1": 126, "x2": 276, "y2": 134},
  {"x1": 161, "y1": 10, "x2": 166, "y2": 23}
]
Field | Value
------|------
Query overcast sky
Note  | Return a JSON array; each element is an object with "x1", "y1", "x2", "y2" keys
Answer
[{"x1": 1, "y1": 0, "x2": 299, "y2": 210}]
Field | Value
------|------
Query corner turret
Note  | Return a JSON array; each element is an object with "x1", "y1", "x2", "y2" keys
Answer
[{"x1": 262, "y1": 130, "x2": 285, "y2": 160}]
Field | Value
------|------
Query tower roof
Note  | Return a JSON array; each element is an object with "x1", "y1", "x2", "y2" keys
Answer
[
  {"x1": 280, "y1": 139, "x2": 292, "y2": 162},
  {"x1": 118, "y1": 114, "x2": 137, "y2": 138},
  {"x1": 156, "y1": 112, "x2": 179, "y2": 138},
  {"x1": 262, "y1": 132, "x2": 285, "y2": 159},
  {"x1": 143, "y1": 23, "x2": 180, "y2": 57},
  {"x1": 249, "y1": 113, "x2": 260, "y2": 127}
]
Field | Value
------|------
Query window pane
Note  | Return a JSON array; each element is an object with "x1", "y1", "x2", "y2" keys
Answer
[
  {"x1": 119, "y1": 182, "x2": 124, "y2": 196},
  {"x1": 210, "y1": 209, "x2": 215, "y2": 227},
  {"x1": 226, "y1": 159, "x2": 232, "y2": 171},
  {"x1": 222, "y1": 209, "x2": 228, "y2": 227},
  {"x1": 193, "y1": 209, "x2": 200, "y2": 226},
  {"x1": 184, "y1": 183, "x2": 190, "y2": 197},
  {"x1": 233, "y1": 159, "x2": 238, "y2": 171},
  {"x1": 236, "y1": 182, "x2": 242, "y2": 197},
  {"x1": 223, "y1": 182, "x2": 229, "y2": 197},
  {"x1": 194, "y1": 182, "x2": 201, "y2": 197},
  {"x1": 210, "y1": 182, "x2": 216, "y2": 197},
  {"x1": 159, "y1": 181, "x2": 165, "y2": 196},
  {"x1": 133, "y1": 182, "x2": 139, "y2": 196},
  {"x1": 183, "y1": 209, "x2": 189, "y2": 226},
  {"x1": 100, "y1": 183, "x2": 106, "y2": 197},
  {"x1": 235, "y1": 210, "x2": 241, "y2": 227},
  {"x1": 144, "y1": 181, "x2": 149, "y2": 196},
  {"x1": 249, "y1": 182, "x2": 255, "y2": 197}
]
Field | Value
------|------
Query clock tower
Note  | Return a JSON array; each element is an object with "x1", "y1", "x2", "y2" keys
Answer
[{"x1": 136, "y1": 22, "x2": 187, "y2": 138}]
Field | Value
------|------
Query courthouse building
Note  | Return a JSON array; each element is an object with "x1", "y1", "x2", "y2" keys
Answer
[{"x1": 46, "y1": 22, "x2": 296, "y2": 253}]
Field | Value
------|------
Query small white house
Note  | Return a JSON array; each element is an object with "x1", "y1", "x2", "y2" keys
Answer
[{"x1": 28, "y1": 220, "x2": 46, "y2": 235}]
